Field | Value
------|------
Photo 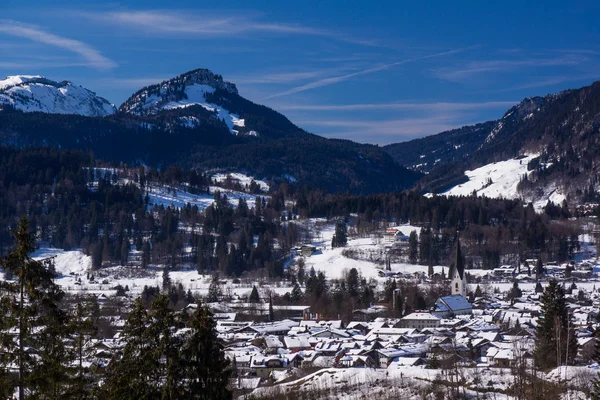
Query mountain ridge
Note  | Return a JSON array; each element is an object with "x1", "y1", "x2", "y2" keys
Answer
[
  {"x1": 0, "y1": 75, "x2": 115, "y2": 117},
  {"x1": 0, "y1": 68, "x2": 422, "y2": 194}
]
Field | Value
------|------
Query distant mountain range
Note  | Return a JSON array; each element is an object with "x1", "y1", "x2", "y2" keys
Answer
[
  {"x1": 4, "y1": 67, "x2": 600, "y2": 203},
  {"x1": 0, "y1": 69, "x2": 421, "y2": 194}
]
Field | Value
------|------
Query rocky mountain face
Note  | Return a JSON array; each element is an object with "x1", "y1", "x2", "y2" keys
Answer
[
  {"x1": 0, "y1": 76, "x2": 115, "y2": 117},
  {"x1": 0, "y1": 69, "x2": 421, "y2": 194}
]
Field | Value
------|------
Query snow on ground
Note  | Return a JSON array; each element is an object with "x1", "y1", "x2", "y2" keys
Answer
[
  {"x1": 436, "y1": 154, "x2": 538, "y2": 199},
  {"x1": 249, "y1": 366, "x2": 516, "y2": 400},
  {"x1": 23, "y1": 247, "x2": 293, "y2": 298},
  {"x1": 31, "y1": 247, "x2": 91, "y2": 277},
  {"x1": 300, "y1": 221, "x2": 440, "y2": 281},
  {"x1": 146, "y1": 184, "x2": 266, "y2": 211},
  {"x1": 211, "y1": 172, "x2": 269, "y2": 192},
  {"x1": 529, "y1": 182, "x2": 566, "y2": 213}
]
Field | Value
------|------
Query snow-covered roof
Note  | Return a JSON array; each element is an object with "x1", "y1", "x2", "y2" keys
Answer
[{"x1": 401, "y1": 312, "x2": 441, "y2": 321}]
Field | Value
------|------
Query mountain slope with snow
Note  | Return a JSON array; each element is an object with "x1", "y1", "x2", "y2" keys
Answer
[
  {"x1": 0, "y1": 75, "x2": 115, "y2": 117},
  {"x1": 119, "y1": 69, "x2": 248, "y2": 135}
]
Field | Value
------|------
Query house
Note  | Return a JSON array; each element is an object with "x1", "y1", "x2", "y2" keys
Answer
[
  {"x1": 249, "y1": 355, "x2": 287, "y2": 379},
  {"x1": 284, "y1": 335, "x2": 312, "y2": 352},
  {"x1": 387, "y1": 357, "x2": 426, "y2": 368},
  {"x1": 433, "y1": 295, "x2": 472, "y2": 318},
  {"x1": 486, "y1": 347, "x2": 533, "y2": 367},
  {"x1": 300, "y1": 245, "x2": 317, "y2": 257},
  {"x1": 578, "y1": 337, "x2": 597, "y2": 361},
  {"x1": 338, "y1": 354, "x2": 376, "y2": 368},
  {"x1": 399, "y1": 312, "x2": 441, "y2": 330}
]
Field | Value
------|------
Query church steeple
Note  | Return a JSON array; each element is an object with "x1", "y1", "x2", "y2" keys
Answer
[{"x1": 449, "y1": 234, "x2": 467, "y2": 297}]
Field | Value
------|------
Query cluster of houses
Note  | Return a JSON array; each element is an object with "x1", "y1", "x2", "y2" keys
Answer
[{"x1": 215, "y1": 286, "x2": 600, "y2": 391}]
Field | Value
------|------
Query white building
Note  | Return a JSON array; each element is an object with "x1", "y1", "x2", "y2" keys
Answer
[{"x1": 399, "y1": 312, "x2": 441, "y2": 330}]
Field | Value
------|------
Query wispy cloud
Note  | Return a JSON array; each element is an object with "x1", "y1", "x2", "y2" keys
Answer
[
  {"x1": 263, "y1": 47, "x2": 473, "y2": 99},
  {"x1": 434, "y1": 54, "x2": 585, "y2": 82},
  {"x1": 78, "y1": 9, "x2": 379, "y2": 47},
  {"x1": 0, "y1": 20, "x2": 115, "y2": 70},
  {"x1": 276, "y1": 100, "x2": 516, "y2": 112}
]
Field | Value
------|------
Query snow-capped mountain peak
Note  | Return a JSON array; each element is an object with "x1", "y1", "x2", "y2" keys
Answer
[
  {"x1": 0, "y1": 75, "x2": 115, "y2": 117},
  {"x1": 118, "y1": 68, "x2": 248, "y2": 135}
]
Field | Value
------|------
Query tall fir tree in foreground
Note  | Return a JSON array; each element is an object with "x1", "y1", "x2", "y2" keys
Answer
[
  {"x1": 102, "y1": 295, "x2": 231, "y2": 399},
  {"x1": 0, "y1": 216, "x2": 71, "y2": 399},
  {"x1": 534, "y1": 279, "x2": 578, "y2": 369}
]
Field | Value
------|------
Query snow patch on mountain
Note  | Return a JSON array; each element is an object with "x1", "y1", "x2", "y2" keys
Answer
[
  {"x1": 429, "y1": 153, "x2": 567, "y2": 212},
  {"x1": 431, "y1": 154, "x2": 538, "y2": 200},
  {"x1": 212, "y1": 172, "x2": 269, "y2": 192},
  {"x1": 0, "y1": 75, "x2": 115, "y2": 117},
  {"x1": 127, "y1": 83, "x2": 244, "y2": 134}
]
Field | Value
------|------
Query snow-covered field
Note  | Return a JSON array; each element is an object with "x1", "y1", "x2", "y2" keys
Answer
[{"x1": 27, "y1": 247, "x2": 292, "y2": 299}]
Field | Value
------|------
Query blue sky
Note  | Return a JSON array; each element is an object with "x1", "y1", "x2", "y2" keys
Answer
[{"x1": 1, "y1": 1, "x2": 600, "y2": 145}]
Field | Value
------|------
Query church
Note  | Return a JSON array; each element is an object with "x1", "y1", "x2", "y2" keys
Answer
[
  {"x1": 448, "y1": 236, "x2": 467, "y2": 297},
  {"x1": 432, "y1": 236, "x2": 472, "y2": 318}
]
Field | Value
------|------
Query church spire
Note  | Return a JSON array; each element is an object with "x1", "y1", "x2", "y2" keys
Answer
[
  {"x1": 454, "y1": 234, "x2": 465, "y2": 280},
  {"x1": 449, "y1": 232, "x2": 467, "y2": 297}
]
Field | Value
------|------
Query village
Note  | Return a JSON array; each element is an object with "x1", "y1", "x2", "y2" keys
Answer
[{"x1": 67, "y1": 226, "x2": 600, "y2": 399}]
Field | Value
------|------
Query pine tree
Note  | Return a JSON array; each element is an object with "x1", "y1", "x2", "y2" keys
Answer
[
  {"x1": 535, "y1": 281, "x2": 544, "y2": 293},
  {"x1": 249, "y1": 286, "x2": 261, "y2": 303},
  {"x1": 290, "y1": 283, "x2": 303, "y2": 302},
  {"x1": 103, "y1": 298, "x2": 155, "y2": 399},
  {"x1": 207, "y1": 274, "x2": 222, "y2": 302},
  {"x1": 268, "y1": 293, "x2": 274, "y2": 322},
  {"x1": 331, "y1": 221, "x2": 347, "y2": 248},
  {"x1": 408, "y1": 231, "x2": 418, "y2": 263},
  {"x1": 297, "y1": 258, "x2": 305, "y2": 285},
  {"x1": 68, "y1": 298, "x2": 98, "y2": 399},
  {"x1": 162, "y1": 265, "x2": 171, "y2": 292},
  {"x1": 1, "y1": 217, "x2": 69, "y2": 399},
  {"x1": 180, "y1": 304, "x2": 232, "y2": 399},
  {"x1": 536, "y1": 256, "x2": 544, "y2": 279},
  {"x1": 534, "y1": 279, "x2": 578, "y2": 369}
]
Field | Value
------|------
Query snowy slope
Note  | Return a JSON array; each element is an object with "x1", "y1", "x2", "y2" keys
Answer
[
  {"x1": 31, "y1": 247, "x2": 92, "y2": 276},
  {"x1": 0, "y1": 75, "x2": 115, "y2": 117},
  {"x1": 431, "y1": 153, "x2": 566, "y2": 211},
  {"x1": 438, "y1": 154, "x2": 538, "y2": 199}
]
